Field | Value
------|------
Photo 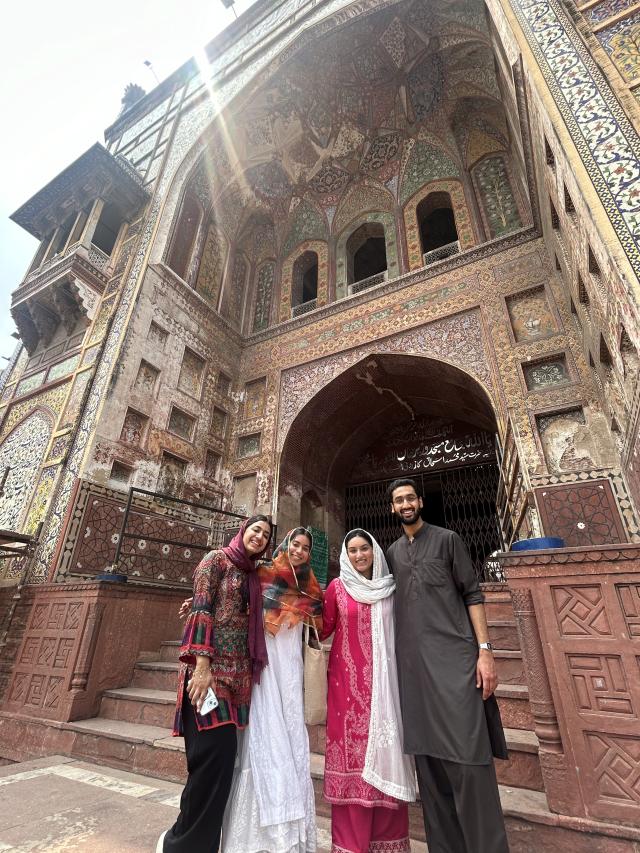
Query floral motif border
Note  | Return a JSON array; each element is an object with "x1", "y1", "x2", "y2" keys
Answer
[{"x1": 510, "y1": 0, "x2": 640, "y2": 279}]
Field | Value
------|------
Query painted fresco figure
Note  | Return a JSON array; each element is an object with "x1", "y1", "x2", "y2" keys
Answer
[
  {"x1": 385, "y1": 479, "x2": 510, "y2": 853},
  {"x1": 159, "y1": 516, "x2": 273, "y2": 853},
  {"x1": 222, "y1": 527, "x2": 324, "y2": 853},
  {"x1": 320, "y1": 529, "x2": 416, "y2": 853}
]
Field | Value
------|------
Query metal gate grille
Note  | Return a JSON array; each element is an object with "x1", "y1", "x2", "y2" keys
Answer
[{"x1": 345, "y1": 463, "x2": 501, "y2": 576}]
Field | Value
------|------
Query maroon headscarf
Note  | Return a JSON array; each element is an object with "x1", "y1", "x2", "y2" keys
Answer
[{"x1": 223, "y1": 518, "x2": 270, "y2": 683}]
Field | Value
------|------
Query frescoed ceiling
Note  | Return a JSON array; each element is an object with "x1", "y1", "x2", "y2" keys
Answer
[{"x1": 202, "y1": 0, "x2": 517, "y2": 239}]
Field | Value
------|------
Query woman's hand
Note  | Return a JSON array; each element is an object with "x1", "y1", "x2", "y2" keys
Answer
[
  {"x1": 187, "y1": 660, "x2": 215, "y2": 711},
  {"x1": 179, "y1": 597, "x2": 193, "y2": 619}
]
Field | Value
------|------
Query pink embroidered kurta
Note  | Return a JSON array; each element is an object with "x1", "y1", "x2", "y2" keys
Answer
[{"x1": 321, "y1": 578, "x2": 401, "y2": 809}]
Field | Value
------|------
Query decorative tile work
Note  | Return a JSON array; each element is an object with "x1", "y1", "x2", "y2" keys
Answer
[
  {"x1": 178, "y1": 348, "x2": 205, "y2": 398},
  {"x1": 120, "y1": 409, "x2": 148, "y2": 446},
  {"x1": 47, "y1": 354, "x2": 81, "y2": 383},
  {"x1": 244, "y1": 378, "x2": 267, "y2": 419},
  {"x1": 48, "y1": 434, "x2": 72, "y2": 462},
  {"x1": 596, "y1": 12, "x2": 640, "y2": 82},
  {"x1": 403, "y1": 180, "x2": 475, "y2": 269},
  {"x1": 586, "y1": 0, "x2": 635, "y2": 24},
  {"x1": 88, "y1": 300, "x2": 113, "y2": 345},
  {"x1": 133, "y1": 360, "x2": 160, "y2": 395},
  {"x1": 216, "y1": 373, "x2": 231, "y2": 397},
  {"x1": 282, "y1": 201, "x2": 328, "y2": 256},
  {"x1": 211, "y1": 406, "x2": 228, "y2": 438},
  {"x1": 280, "y1": 241, "x2": 329, "y2": 320},
  {"x1": 400, "y1": 142, "x2": 460, "y2": 203},
  {"x1": 15, "y1": 370, "x2": 46, "y2": 398},
  {"x1": 506, "y1": 285, "x2": 557, "y2": 342},
  {"x1": 238, "y1": 433, "x2": 261, "y2": 458},
  {"x1": 60, "y1": 370, "x2": 93, "y2": 430},
  {"x1": 277, "y1": 308, "x2": 493, "y2": 448},
  {"x1": 252, "y1": 262, "x2": 275, "y2": 332},
  {"x1": 81, "y1": 344, "x2": 101, "y2": 367},
  {"x1": 195, "y1": 223, "x2": 226, "y2": 305},
  {"x1": 0, "y1": 410, "x2": 53, "y2": 532},
  {"x1": 333, "y1": 183, "x2": 394, "y2": 235},
  {"x1": 168, "y1": 406, "x2": 196, "y2": 441},
  {"x1": 524, "y1": 355, "x2": 571, "y2": 390},
  {"x1": 510, "y1": 0, "x2": 640, "y2": 278},
  {"x1": 473, "y1": 156, "x2": 522, "y2": 238},
  {"x1": 221, "y1": 254, "x2": 248, "y2": 329},
  {"x1": 0, "y1": 383, "x2": 70, "y2": 442},
  {"x1": 24, "y1": 466, "x2": 59, "y2": 535}
]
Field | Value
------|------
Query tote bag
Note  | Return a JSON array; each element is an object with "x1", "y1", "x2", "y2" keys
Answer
[{"x1": 303, "y1": 622, "x2": 327, "y2": 725}]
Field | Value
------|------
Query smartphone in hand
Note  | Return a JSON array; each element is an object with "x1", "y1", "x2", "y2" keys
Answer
[{"x1": 199, "y1": 687, "x2": 219, "y2": 716}]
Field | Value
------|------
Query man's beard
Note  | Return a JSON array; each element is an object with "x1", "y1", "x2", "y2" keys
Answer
[{"x1": 395, "y1": 508, "x2": 422, "y2": 526}]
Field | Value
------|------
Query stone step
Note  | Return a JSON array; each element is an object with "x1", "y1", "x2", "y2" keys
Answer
[
  {"x1": 494, "y1": 649, "x2": 525, "y2": 685},
  {"x1": 100, "y1": 687, "x2": 176, "y2": 729},
  {"x1": 488, "y1": 619, "x2": 520, "y2": 650},
  {"x1": 496, "y1": 683, "x2": 533, "y2": 730},
  {"x1": 132, "y1": 660, "x2": 180, "y2": 692},
  {"x1": 159, "y1": 640, "x2": 181, "y2": 663}
]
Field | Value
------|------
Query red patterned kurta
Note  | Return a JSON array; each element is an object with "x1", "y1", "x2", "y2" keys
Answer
[
  {"x1": 321, "y1": 578, "x2": 401, "y2": 809},
  {"x1": 173, "y1": 549, "x2": 251, "y2": 734}
]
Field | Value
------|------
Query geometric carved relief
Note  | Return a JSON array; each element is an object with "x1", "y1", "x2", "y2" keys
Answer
[
  {"x1": 586, "y1": 732, "x2": 640, "y2": 804},
  {"x1": 552, "y1": 585, "x2": 612, "y2": 636},
  {"x1": 567, "y1": 654, "x2": 634, "y2": 715},
  {"x1": 536, "y1": 480, "x2": 628, "y2": 546},
  {"x1": 616, "y1": 584, "x2": 640, "y2": 637}
]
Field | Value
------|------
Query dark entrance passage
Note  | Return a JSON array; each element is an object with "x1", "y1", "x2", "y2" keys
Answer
[{"x1": 345, "y1": 463, "x2": 501, "y2": 575}]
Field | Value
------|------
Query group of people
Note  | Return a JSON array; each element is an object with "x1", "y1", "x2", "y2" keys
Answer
[{"x1": 158, "y1": 478, "x2": 510, "y2": 853}]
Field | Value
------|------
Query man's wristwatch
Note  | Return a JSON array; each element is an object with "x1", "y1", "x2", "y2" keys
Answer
[{"x1": 478, "y1": 642, "x2": 493, "y2": 651}]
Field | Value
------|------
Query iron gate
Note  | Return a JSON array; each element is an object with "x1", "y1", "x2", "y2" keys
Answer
[{"x1": 345, "y1": 463, "x2": 502, "y2": 577}]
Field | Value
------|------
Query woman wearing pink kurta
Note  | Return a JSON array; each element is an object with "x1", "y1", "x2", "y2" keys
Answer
[{"x1": 320, "y1": 529, "x2": 416, "y2": 853}]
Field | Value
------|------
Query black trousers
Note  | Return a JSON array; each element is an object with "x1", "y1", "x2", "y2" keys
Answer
[
  {"x1": 164, "y1": 693, "x2": 237, "y2": 853},
  {"x1": 415, "y1": 755, "x2": 509, "y2": 853}
]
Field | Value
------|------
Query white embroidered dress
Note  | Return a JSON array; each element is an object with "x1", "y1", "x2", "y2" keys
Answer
[{"x1": 221, "y1": 621, "x2": 316, "y2": 853}]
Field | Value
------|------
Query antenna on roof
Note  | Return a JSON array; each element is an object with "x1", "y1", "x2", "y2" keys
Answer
[{"x1": 220, "y1": 0, "x2": 238, "y2": 17}]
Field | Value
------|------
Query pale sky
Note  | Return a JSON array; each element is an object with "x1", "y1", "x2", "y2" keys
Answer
[{"x1": 0, "y1": 0, "x2": 258, "y2": 364}]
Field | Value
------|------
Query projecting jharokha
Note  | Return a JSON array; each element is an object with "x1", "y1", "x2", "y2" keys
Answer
[{"x1": 2, "y1": 0, "x2": 640, "y2": 850}]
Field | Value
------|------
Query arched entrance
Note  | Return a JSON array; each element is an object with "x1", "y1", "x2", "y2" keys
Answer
[{"x1": 278, "y1": 354, "x2": 501, "y2": 577}]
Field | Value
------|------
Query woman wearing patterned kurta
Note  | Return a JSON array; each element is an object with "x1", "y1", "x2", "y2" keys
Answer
[
  {"x1": 321, "y1": 530, "x2": 415, "y2": 853},
  {"x1": 222, "y1": 527, "x2": 323, "y2": 853},
  {"x1": 160, "y1": 515, "x2": 272, "y2": 853}
]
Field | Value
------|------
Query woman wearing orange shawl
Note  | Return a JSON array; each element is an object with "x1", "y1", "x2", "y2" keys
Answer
[{"x1": 222, "y1": 528, "x2": 323, "y2": 853}]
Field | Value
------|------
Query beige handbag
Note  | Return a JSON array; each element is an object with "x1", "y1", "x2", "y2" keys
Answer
[{"x1": 303, "y1": 622, "x2": 327, "y2": 725}]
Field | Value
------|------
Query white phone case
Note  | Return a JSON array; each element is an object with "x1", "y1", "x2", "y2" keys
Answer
[{"x1": 200, "y1": 686, "x2": 219, "y2": 715}]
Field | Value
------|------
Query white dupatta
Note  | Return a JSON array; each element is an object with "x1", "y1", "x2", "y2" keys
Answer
[{"x1": 339, "y1": 531, "x2": 416, "y2": 802}]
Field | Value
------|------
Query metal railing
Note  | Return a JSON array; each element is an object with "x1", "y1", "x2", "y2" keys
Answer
[
  {"x1": 423, "y1": 240, "x2": 460, "y2": 266},
  {"x1": 348, "y1": 270, "x2": 387, "y2": 296},
  {"x1": 108, "y1": 487, "x2": 247, "y2": 585},
  {"x1": 291, "y1": 298, "x2": 317, "y2": 318}
]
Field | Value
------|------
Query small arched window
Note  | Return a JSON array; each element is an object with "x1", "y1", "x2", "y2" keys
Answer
[
  {"x1": 166, "y1": 192, "x2": 203, "y2": 281},
  {"x1": 346, "y1": 223, "x2": 387, "y2": 286},
  {"x1": 417, "y1": 192, "x2": 458, "y2": 259},
  {"x1": 292, "y1": 251, "x2": 319, "y2": 308}
]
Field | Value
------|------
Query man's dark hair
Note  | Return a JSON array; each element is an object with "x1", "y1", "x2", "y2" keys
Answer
[{"x1": 386, "y1": 478, "x2": 422, "y2": 503}]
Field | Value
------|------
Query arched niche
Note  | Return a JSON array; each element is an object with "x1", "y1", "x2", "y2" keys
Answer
[
  {"x1": 165, "y1": 191, "x2": 204, "y2": 283},
  {"x1": 251, "y1": 260, "x2": 276, "y2": 333},
  {"x1": 335, "y1": 212, "x2": 398, "y2": 299},
  {"x1": 471, "y1": 154, "x2": 523, "y2": 239},
  {"x1": 346, "y1": 223, "x2": 387, "y2": 285},
  {"x1": 403, "y1": 180, "x2": 475, "y2": 271},
  {"x1": 279, "y1": 241, "x2": 329, "y2": 321},
  {"x1": 220, "y1": 251, "x2": 249, "y2": 329},
  {"x1": 0, "y1": 409, "x2": 54, "y2": 533},
  {"x1": 292, "y1": 251, "x2": 319, "y2": 308}
]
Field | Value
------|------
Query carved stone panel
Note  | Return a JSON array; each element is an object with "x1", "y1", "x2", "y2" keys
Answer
[{"x1": 536, "y1": 480, "x2": 628, "y2": 546}]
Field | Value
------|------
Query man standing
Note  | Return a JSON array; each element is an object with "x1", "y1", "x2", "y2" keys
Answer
[{"x1": 385, "y1": 478, "x2": 509, "y2": 853}]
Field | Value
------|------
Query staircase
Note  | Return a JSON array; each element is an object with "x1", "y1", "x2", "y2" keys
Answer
[{"x1": 43, "y1": 584, "x2": 543, "y2": 847}]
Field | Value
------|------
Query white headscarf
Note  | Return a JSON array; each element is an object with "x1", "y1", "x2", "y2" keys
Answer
[{"x1": 340, "y1": 530, "x2": 416, "y2": 802}]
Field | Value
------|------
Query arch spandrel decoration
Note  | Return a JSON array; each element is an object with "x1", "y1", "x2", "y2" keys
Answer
[
  {"x1": 276, "y1": 308, "x2": 495, "y2": 449},
  {"x1": 0, "y1": 410, "x2": 54, "y2": 533},
  {"x1": 335, "y1": 211, "x2": 398, "y2": 299},
  {"x1": 279, "y1": 240, "x2": 329, "y2": 321},
  {"x1": 403, "y1": 180, "x2": 477, "y2": 270}
]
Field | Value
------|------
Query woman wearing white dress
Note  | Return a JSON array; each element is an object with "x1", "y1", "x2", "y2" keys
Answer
[{"x1": 222, "y1": 527, "x2": 324, "y2": 853}]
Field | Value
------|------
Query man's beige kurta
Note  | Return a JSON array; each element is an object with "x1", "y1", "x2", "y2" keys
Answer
[{"x1": 386, "y1": 522, "x2": 493, "y2": 765}]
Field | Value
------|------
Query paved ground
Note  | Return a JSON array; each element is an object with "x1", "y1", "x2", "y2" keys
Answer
[{"x1": 0, "y1": 755, "x2": 427, "y2": 852}]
